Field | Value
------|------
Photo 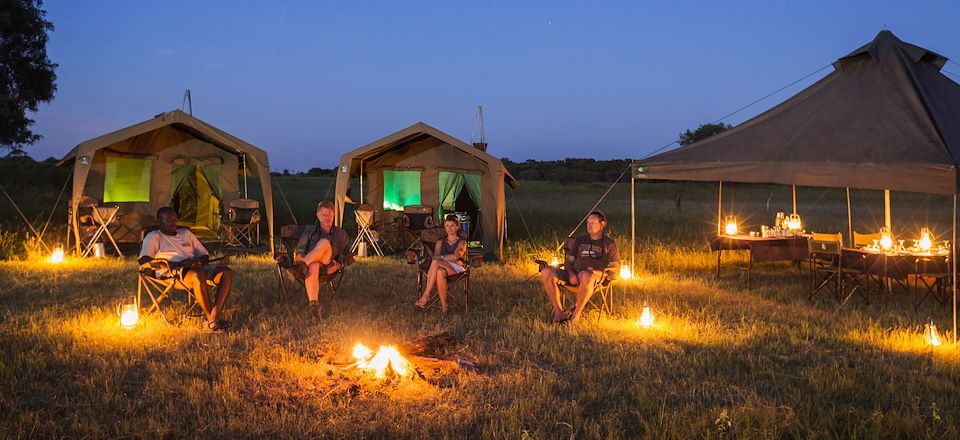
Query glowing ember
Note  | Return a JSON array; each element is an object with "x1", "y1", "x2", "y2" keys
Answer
[
  {"x1": 352, "y1": 343, "x2": 412, "y2": 378},
  {"x1": 48, "y1": 246, "x2": 64, "y2": 264},
  {"x1": 620, "y1": 265, "x2": 632, "y2": 280},
  {"x1": 637, "y1": 306, "x2": 654, "y2": 328},
  {"x1": 924, "y1": 322, "x2": 943, "y2": 347},
  {"x1": 919, "y1": 228, "x2": 932, "y2": 252}
]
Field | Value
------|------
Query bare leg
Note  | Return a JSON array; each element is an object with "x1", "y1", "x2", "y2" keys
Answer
[
  {"x1": 416, "y1": 259, "x2": 442, "y2": 306},
  {"x1": 571, "y1": 271, "x2": 598, "y2": 323},
  {"x1": 540, "y1": 268, "x2": 566, "y2": 321},
  {"x1": 305, "y1": 261, "x2": 321, "y2": 302},
  {"x1": 184, "y1": 270, "x2": 213, "y2": 322},
  {"x1": 209, "y1": 267, "x2": 233, "y2": 322},
  {"x1": 436, "y1": 270, "x2": 448, "y2": 313},
  {"x1": 303, "y1": 239, "x2": 333, "y2": 270}
]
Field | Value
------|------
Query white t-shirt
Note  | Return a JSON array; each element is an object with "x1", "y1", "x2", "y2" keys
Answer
[{"x1": 139, "y1": 228, "x2": 208, "y2": 263}]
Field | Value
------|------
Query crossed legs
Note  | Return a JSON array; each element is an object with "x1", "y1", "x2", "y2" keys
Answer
[
  {"x1": 416, "y1": 258, "x2": 457, "y2": 312},
  {"x1": 301, "y1": 238, "x2": 334, "y2": 303}
]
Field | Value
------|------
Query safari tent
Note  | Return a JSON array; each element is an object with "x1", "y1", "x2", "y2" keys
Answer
[
  {"x1": 334, "y1": 122, "x2": 517, "y2": 259},
  {"x1": 58, "y1": 110, "x2": 274, "y2": 250}
]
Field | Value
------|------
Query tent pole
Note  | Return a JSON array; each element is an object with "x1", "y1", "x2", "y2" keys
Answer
[
  {"x1": 360, "y1": 160, "x2": 364, "y2": 205},
  {"x1": 953, "y1": 192, "x2": 957, "y2": 345},
  {"x1": 846, "y1": 187, "x2": 853, "y2": 246},
  {"x1": 242, "y1": 154, "x2": 248, "y2": 199},
  {"x1": 884, "y1": 189, "x2": 891, "y2": 228},
  {"x1": 792, "y1": 185, "x2": 797, "y2": 215},
  {"x1": 717, "y1": 181, "x2": 723, "y2": 236},
  {"x1": 631, "y1": 162, "x2": 635, "y2": 277}
]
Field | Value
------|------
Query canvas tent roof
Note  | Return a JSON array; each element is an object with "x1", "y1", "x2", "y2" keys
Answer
[
  {"x1": 335, "y1": 122, "x2": 516, "y2": 258},
  {"x1": 642, "y1": 31, "x2": 960, "y2": 195},
  {"x1": 59, "y1": 109, "x2": 274, "y2": 250}
]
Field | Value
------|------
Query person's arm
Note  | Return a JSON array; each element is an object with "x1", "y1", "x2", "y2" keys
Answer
[
  {"x1": 294, "y1": 228, "x2": 310, "y2": 262},
  {"x1": 452, "y1": 240, "x2": 467, "y2": 262},
  {"x1": 433, "y1": 240, "x2": 443, "y2": 260},
  {"x1": 605, "y1": 238, "x2": 621, "y2": 269},
  {"x1": 190, "y1": 231, "x2": 210, "y2": 267},
  {"x1": 138, "y1": 232, "x2": 161, "y2": 268}
]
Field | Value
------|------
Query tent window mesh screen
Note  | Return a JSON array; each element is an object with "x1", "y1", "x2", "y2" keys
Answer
[
  {"x1": 382, "y1": 170, "x2": 421, "y2": 210},
  {"x1": 104, "y1": 156, "x2": 152, "y2": 202}
]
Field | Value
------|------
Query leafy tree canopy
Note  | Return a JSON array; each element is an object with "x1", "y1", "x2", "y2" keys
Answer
[{"x1": 678, "y1": 122, "x2": 732, "y2": 146}]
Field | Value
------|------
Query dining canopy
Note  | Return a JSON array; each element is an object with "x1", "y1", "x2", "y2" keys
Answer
[
  {"x1": 641, "y1": 30, "x2": 960, "y2": 195},
  {"x1": 58, "y1": 110, "x2": 275, "y2": 250}
]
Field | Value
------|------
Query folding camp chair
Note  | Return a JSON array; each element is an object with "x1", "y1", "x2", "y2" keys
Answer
[
  {"x1": 400, "y1": 205, "x2": 436, "y2": 251},
  {"x1": 405, "y1": 227, "x2": 482, "y2": 312},
  {"x1": 220, "y1": 198, "x2": 261, "y2": 248},
  {"x1": 136, "y1": 226, "x2": 224, "y2": 326},
  {"x1": 913, "y1": 255, "x2": 950, "y2": 310},
  {"x1": 535, "y1": 237, "x2": 619, "y2": 319},
  {"x1": 274, "y1": 224, "x2": 347, "y2": 305},
  {"x1": 853, "y1": 230, "x2": 886, "y2": 291},
  {"x1": 350, "y1": 203, "x2": 391, "y2": 256},
  {"x1": 808, "y1": 232, "x2": 864, "y2": 303}
]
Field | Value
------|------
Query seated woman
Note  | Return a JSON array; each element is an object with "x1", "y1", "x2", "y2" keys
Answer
[{"x1": 414, "y1": 214, "x2": 467, "y2": 313}]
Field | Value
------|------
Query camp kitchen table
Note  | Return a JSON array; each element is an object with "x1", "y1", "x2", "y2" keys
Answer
[
  {"x1": 839, "y1": 247, "x2": 951, "y2": 306},
  {"x1": 711, "y1": 234, "x2": 810, "y2": 287}
]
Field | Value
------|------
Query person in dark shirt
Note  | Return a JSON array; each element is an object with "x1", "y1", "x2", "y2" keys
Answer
[
  {"x1": 415, "y1": 214, "x2": 468, "y2": 313},
  {"x1": 295, "y1": 201, "x2": 350, "y2": 319},
  {"x1": 539, "y1": 210, "x2": 620, "y2": 324}
]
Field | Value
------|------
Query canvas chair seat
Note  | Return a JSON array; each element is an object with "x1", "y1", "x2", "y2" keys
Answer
[
  {"x1": 350, "y1": 203, "x2": 392, "y2": 256},
  {"x1": 221, "y1": 198, "x2": 261, "y2": 248},
  {"x1": 808, "y1": 232, "x2": 866, "y2": 304},
  {"x1": 275, "y1": 224, "x2": 348, "y2": 306},
  {"x1": 535, "y1": 237, "x2": 619, "y2": 319},
  {"x1": 405, "y1": 227, "x2": 481, "y2": 312}
]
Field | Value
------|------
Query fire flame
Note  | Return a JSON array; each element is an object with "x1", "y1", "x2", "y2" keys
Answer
[
  {"x1": 550, "y1": 257, "x2": 559, "y2": 266},
  {"x1": 637, "y1": 306, "x2": 654, "y2": 328},
  {"x1": 353, "y1": 343, "x2": 411, "y2": 378},
  {"x1": 48, "y1": 246, "x2": 64, "y2": 264}
]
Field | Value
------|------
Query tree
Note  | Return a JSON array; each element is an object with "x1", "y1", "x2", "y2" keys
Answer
[
  {"x1": 0, "y1": 0, "x2": 57, "y2": 150},
  {"x1": 678, "y1": 122, "x2": 732, "y2": 146}
]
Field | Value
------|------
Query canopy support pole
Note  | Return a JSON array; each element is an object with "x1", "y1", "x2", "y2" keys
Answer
[
  {"x1": 792, "y1": 185, "x2": 797, "y2": 215},
  {"x1": 242, "y1": 154, "x2": 248, "y2": 198},
  {"x1": 953, "y1": 192, "x2": 957, "y2": 345},
  {"x1": 360, "y1": 160, "x2": 364, "y2": 205},
  {"x1": 846, "y1": 187, "x2": 853, "y2": 246},
  {"x1": 717, "y1": 181, "x2": 723, "y2": 236},
  {"x1": 630, "y1": 162, "x2": 636, "y2": 277},
  {"x1": 884, "y1": 189, "x2": 891, "y2": 228}
]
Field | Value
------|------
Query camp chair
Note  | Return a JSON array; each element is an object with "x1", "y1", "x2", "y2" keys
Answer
[
  {"x1": 220, "y1": 198, "x2": 261, "y2": 248},
  {"x1": 536, "y1": 237, "x2": 619, "y2": 319},
  {"x1": 70, "y1": 196, "x2": 123, "y2": 257},
  {"x1": 400, "y1": 205, "x2": 436, "y2": 250},
  {"x1": 853, "y1": 231, "x2": 881, "y2": 248},
  {"x1": 274, "y1": 224, "x2": 348, "y2": 306},
  {"x1": 350, "y1": 203, "x2": 392, "y2": 256},
  {"x1": 913, "y1": 255, "x2": 950, "y2": 310},
  {"x1": 808, "y1": 232, "x2": 864, "y2": 303},
  {"x1": 137, "y1": 226, "x2": 225, "y2": 326},
  {"x1": 404, "y1": 227, "x2": 482, "y2": 312}
]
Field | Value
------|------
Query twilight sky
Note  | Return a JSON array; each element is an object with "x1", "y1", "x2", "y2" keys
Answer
[{"x1": 26, "y1": 0, "x2": 960, "y2": 171}]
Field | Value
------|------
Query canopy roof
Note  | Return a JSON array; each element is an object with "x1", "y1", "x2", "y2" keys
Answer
[
  {"x1": 642, "y1": 31, "x2": 960, "y2": 195},
  {"x1": 335, "y1": 122, "x2": 516, "y2": 258},
  {"x1": 60, "y1": 110, "x2": 274, "y2": 250}
]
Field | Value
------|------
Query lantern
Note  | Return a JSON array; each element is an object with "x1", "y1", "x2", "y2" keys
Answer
[
  {"x1": 924, "y1": 320, "x2": 942, "y2": 347},
  {"x1": 48, "y1": 245, "x2": 64, "y2": 264},
  {"x1": 637, "y1": 304, "x2": 654, "y2": 328},
  {"x1": 620, "y1": 264, "x2": 632, "y2": 280},
  {"x1": 118, "y1": 296, "x2": 138, "y2": 329},
  {"x1": 919, "y1": 227, "x2": 933, "y2": 252},
  {"x1": 786, "y1": 213, "x2": 802, "y2": 232},
  {"x1": 879, "y1": 227, "x2": 893, "y2": 251},
  {"x1": 724, "y1": 215, "x2": 738, "y2": 236}
]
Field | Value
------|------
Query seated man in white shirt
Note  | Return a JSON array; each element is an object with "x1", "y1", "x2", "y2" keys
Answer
[{"x1": 138, "y1": 207, "x2": 234, "y2": 333}]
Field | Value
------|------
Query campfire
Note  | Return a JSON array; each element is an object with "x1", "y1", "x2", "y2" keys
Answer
[{"x1": 352, "y1": 343, "x2": 414, "y2": 378}]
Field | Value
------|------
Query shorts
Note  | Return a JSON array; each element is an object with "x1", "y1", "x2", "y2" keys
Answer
[
  {"x1": 555, "y1": 267, "x2": 601, "y2": 285},
  {"x1": 159, "y1": 263, "x2": 220, "y2": 280}
]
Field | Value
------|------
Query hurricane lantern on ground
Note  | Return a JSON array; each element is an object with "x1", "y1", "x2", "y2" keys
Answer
[
  {"x1": 637, "y1": 305, "x2": 655, "y2": 328},
  {"x1": 48, "y1": 245, "x2": 64, "y2": 264},
  {"x1": 620, "y1": 264, "x2": 632, "y2": 280},
  {"x1": 724, "y1": 216, "x2": 738, "y2": 236},
  {"x1": 924, "y1": 320, "x2": 943, "y2": 347},
  {"x1": 118, "y1": 296, "x2": 138, "y2": 329}
]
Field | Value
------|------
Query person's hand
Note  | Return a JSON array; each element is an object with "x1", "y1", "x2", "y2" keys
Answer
[
  {"x1": 327, "y1": 260, "x2": 341, "y2": 274},
  {"x1": 189, "y1": 259, "x2": 202, "y2": 269},
  {"x1": 150, "y1": 259, "x2": 170, "y2": 272}
]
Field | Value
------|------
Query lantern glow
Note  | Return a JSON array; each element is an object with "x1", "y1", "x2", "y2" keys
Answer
[
  {"x1": 919, "y1": 228, "x2": 932, "y2": 252},
  {"x1": 620, "y1": 265, "x2": 632, "y2": 280},
  {"x1": 724, "y1": 215, "x2": 738, "y2": 236},
  {"x1": 637, "y1": 305, "x2": 654, "y2": 328},
  {"x1": 550, "y1": 257, "x2": 559, "y2": 266},
  {"x1": 785, "y1": 213, "x2": 802, "y2": 231},
  {"x1": 48, "y1": 246, "x2": 64, "y2": 264},
  {"x1": 924, "y1": 321, "x2": 943, "y2": 347},
  {"x1": 118, "y1": 297, "x2": 138, "y2": 329},
  {"x1": 880, "y1": 227, "x2": 893, "y2": 251}
]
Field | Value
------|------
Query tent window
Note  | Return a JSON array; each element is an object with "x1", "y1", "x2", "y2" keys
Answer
[
  {"x1": 382, "y1": 170, "x2": 421, "y2": 211},
  {"x1": 104, "y1": 156, "x2": 152, "y2": 202}
]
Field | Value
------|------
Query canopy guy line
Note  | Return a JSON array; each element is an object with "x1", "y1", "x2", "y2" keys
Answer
[
  {"x1": 38, "y1": 169, "x2": 73, "y2": 246},
  {"x1": 562, "y1": 163, "x2": 632, "y2": 250},
  {"x1": 272, "y1": 178, "x2": 298, "y2": 225},
  {"x1": 0, "y1": 183, "x2": 50, "y2": 252},
  {"x1": 639, "y1": 63, "x2": 833, "y2": 161}
]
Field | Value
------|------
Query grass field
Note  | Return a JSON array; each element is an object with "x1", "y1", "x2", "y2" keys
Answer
[{"x1": 2, "y1": 174, "x2": 960, "y2": 438}]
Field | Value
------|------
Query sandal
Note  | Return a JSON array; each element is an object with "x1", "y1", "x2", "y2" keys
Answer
[{"x1": 206, "y1": 320, "x2": 232, "y2": 333}]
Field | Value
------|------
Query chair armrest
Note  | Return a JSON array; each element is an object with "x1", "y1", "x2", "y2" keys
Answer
[{"x1": 403, "y1": 250, "x2": 419, "y2": 265}]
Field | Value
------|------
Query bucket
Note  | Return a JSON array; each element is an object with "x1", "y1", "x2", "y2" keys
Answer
[
  {"x1": 93, "y1": 242, "x2": 106, "y2": 258},
  {"x1": 357, "y1": 242, "x2": 368, "y2": 258}
]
